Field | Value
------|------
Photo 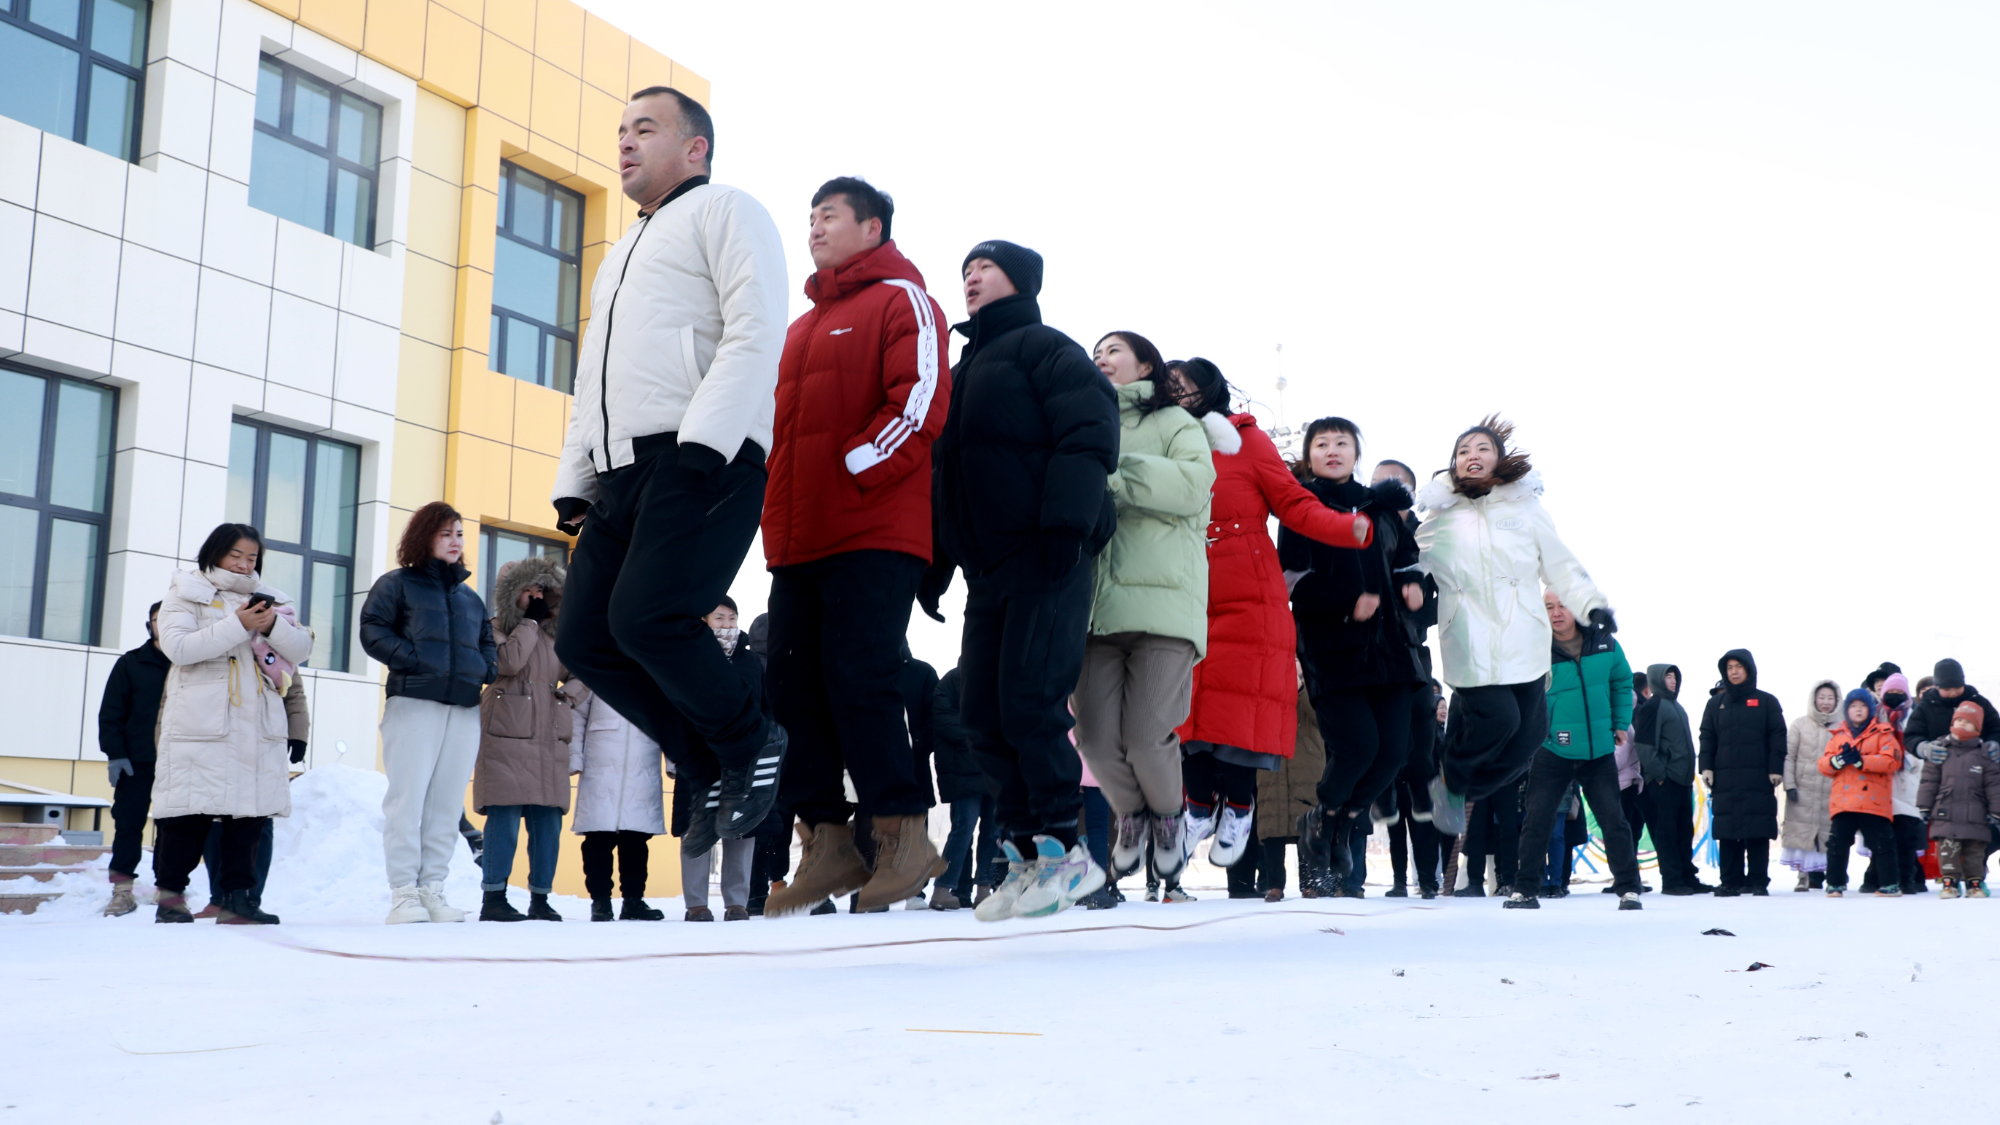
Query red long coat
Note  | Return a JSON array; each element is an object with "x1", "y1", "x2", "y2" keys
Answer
[{"x1": 1176, "y1": 415, "x2": 1370, "y2": 758}]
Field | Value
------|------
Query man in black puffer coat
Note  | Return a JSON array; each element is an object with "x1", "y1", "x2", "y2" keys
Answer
[
  {"x1": 1903, "y1": 658, "x2": 2000, "y2": 752},
  {"x1": 1698, "y1": 648, "x2": 1786, "y2": 895},
  {"x1": 918, "y1": 240, "x2": 1118, "y2": 915}
]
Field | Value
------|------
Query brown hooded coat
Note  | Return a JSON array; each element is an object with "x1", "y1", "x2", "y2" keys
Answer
[{"x1": 472, "y1": 556, "x2": 574, "y2": 813}]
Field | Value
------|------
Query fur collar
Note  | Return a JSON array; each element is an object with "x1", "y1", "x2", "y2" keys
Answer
[
  {"x1": 1202, "y1": 412, "x2": 1243, "y2": 455},
  {"x1": 1417, "y1": 468, "x2": 1544, "y2": 513},
  {"x1": 494, "y1": 555, "x2": 566, "y2": 637}
]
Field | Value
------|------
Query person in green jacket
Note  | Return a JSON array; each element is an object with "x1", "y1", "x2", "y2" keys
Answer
[
  {"x1": 1072, "y1": 331, "x2": 1218, "y2": 885},
  {"x1": 1503, "y1": 589, "x2": 1647, "y2": 910}
]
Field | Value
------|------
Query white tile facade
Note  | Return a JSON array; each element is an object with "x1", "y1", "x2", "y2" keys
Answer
[{"x1": 0, "y1": 0, "x2": 412, "y2": 765}]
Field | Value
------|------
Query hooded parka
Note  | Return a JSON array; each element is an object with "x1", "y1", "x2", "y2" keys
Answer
[
  {"x1": 1698, "y1": 649, "x2": 1787, "y2": 839},
  {"x1": 567, "y1": 682, "x2": 667, "y2": 835},
  {"x1": 1634, "y1": 664, "x2": 1695, "y2": 786},
  {"x1": 1781, "y1": 679, "x2": 1841, "y2": 854},
  {"x1": 1916, "y1": 736, "x2": 2000, "y2": 840},
  {"x1": 1087, "y1": 382, "x2": 1215, "y2": 651},
  {"x1": 151, "y1": 568, "x2": 315, "y2": 819},
  {"x1": 1817, "y1": 706, "x2": 1904, "y2": 821},
  {"x1": 1413, "y1": 471, "x2": 1607, "y2": 690},
  {"x1": 473, "y1": 557, "x2": 575, "y2": 813}
]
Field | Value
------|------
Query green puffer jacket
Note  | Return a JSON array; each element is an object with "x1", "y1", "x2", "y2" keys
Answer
[
  {"x1": 1543, "y1": 625, "x2": 1633, "y2": 760},
  {"x1": 1088, "y1": 380, "x2": 1216, "y2": 653}
]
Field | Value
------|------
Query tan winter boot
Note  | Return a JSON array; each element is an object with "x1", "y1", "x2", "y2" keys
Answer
[
  {"x1": 855, "y1": 815, "x2": 947, "y2": 912},
  {"x1": 105, "y1": 879, "x2": 138, "y2": 917},
  {"x1": 764, "y1": 822, "x2": 871, "y2": 918}
]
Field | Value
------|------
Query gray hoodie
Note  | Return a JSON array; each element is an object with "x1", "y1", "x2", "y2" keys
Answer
[{"x1": 1634, "y1": 663, "x2": 1695, "y2": 786}]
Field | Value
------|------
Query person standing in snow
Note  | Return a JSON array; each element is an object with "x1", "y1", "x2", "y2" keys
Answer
[
  {"x1": 1698, "y1": 649, "x2": 1787, "y2": 895},
  {"x1": 1255, "y1": 674, "x2": 1332, "y2": 900},
  {"x1": 568, "y1": 675, "x2": 668, "y2": 922},
  {"x1": 1068, "y1": 331, "x2": 1215, "y2": 881},
  {"x1": 1283, "y1": 417, "x2": 1427, "y2": 897},
  {"x1": 1634, "y1": 665, "x2": 1708, "y2": 895},
  {"x1": 1915, "y1": 701, "x2": 2000, "y2": 898},
  {"x1": 760, "y1": 178, "x2": 952, "y2": 918},
  {"x1": 1414, "y1": 417, "x2": 1613, "y2": 838},
  {"x1": 1861, "y1": 672, "x2": 1926, "y2": 893},
  {"x1": 918, "y1": 240, "x2": 1120, "y2": 922},
  {"x1": 1817, "y1": 689, "x2": 1906, "y2": 896},
  {"x1": 677, "y1": 600, "x2": 765, "y2": 921},
  {"x1": 929, "y1": 661, "x2": 997, "y2": 909},
  {"x1": 550, "y1": 87, "x2": 790, "y2": 853},
  {"x1": 1780, "y1": 680, "x2": 1842, "y2": 891},
  {"x1": 98, "y1": 601, "x2": 171, "y2": 917}
]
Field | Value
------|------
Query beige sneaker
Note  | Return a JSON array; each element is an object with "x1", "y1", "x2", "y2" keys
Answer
[
  {"x1": 764, "y1": 821, "x2": 871, "y2": 917},
  {"x1": 418, "y1": 883, "x2": 466, "y2": 922},
  {"x1": 856, "y1": 815, "x2": 947, "y2": 912}
]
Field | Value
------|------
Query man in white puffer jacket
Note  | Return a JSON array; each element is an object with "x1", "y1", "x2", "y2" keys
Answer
[{"x1": 552, "y1": 87, "x2": 791, "y2": 846}]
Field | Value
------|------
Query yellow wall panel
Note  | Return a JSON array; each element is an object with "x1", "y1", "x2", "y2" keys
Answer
[
  {"x1": 513, "y1": 380, "x2": 566, "y2": 453},
  {"x1": 483, "y1": 0, "x2": 533, "y2": 48},
  {"x1": 406, "y1": 170, "x2": 463, "y2": 265},
  {"x1": 396, "y1": 336, "x2": 452, "y2": 430},
  {"x1": 362, "y1": 0, "x2": 426, "y2": 78},
  {"x1": 628, "y1": 40, "x2": 672, "y2": 93},
  {"x1": 462, "y1": 106, "x2": 510, "y2": 193},
  {"x1": 507, "y1": 447, "x2": 558, "y2": 524},
  {"x1": 400, "y1": 252, "x2": 458, "y2": 348},
  {"x1": 411, "y1": 89, "x2": 467, "y2": 184},
  {"x1": 453, "y1": 265, "x2": 494, "y2": 353},
  {"x1": 534, "y1": 0, "x2": 585, "y2": 75},
  {"x1": 430, "y1": 0, "x2": 481, "y2": 21},
  {"x1": 525, "y1": 131, "x2": 577, "y2": 176},
  {"x1": 580, "y1": 13, "x2": 627, "y2": 95},
  {"x1": 479, "y1": 31, "x2": 533, "y2": 125},
  {"x1": 421, "y1": 4, "x2": 482, "y2": 106},
  {"x1": 445, "y1": 433, "x2": 513, "y2": 525},
  {"x1": 575, "y1": 85, "x2": 622, "y2": 173},
  {"x1": 298, "y1": 0, "x2": 366, "y2": 50},
  {"x1": 457, "y1": 185, "x2": 498, "y2": 273},
  {"x1": 669, "y1": 63, "x2": 710, "y2": 108},
  {"x1": 451, "y1": 364, "x2": 517, "y2": 444},
  {"x1": 390, "y1": 419, "x2": 448, "y2": 510},
  {"x1": 250, "y1": 0, "x2": 301, "y2": 21},
  {"x1": 529, "y1": 59, "x2": 581, "y2": 150}
]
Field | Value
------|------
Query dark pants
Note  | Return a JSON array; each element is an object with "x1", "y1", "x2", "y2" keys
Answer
[
  {"x1": 1717, "y1": 838, "x2": 1771, "y2": 891},
  {"x1": 1080, "y1": 786, "x2": 1113, "y2": 874},
  {"x1": 1310, "y1": 681, "x2": 1415, "y2": 815},
  {"x1": 153, "y1": 814, "x2": 264, "y2": 894},
  {"x1": 1642, "y1": 779, "x2": 1702, "y2": 889},
  {"x1": 581, "y1": 830, "x2": 652, "y2": 900},
  {"x1": 1464, "y1": 786, "x2": 1522, "y2": 890},
  {"x1": 1401, "y1": 689, "x2": 1438, "y2": 816},
  {"x1": 938, "y1": 796, "x2": 985, "y2": 892},
  {"x1": 1183, "y1": 751, "x2": 1257, "y2": 811},
  {"x1": 769, "y1": 550, "x2": 928, "y2": 825},
  {"x1": 1515, "y1": 750, "x2": 1643, "y2": 895},
  {"x1": 1865, "y1": 814, "x2": 1926, "y2": 891},
  {"x1": 109, "y1": 761, "x2": 156, "y2": 878},
  {"x1": 963, "y1": 794, "x2": 1003, "y2": 894},
  {"x1": 958, "y1": 561, "x2": 1091, "y2": 846},
  {"x1": 555, "y1": 439, "x2": 768, "y2": 791},
  {"x1": 748, "y1": 799, "x2": 793, "y2": 910},
  {"x1": 1619, "y1": 783, "x2": 1647, "y2": 853},
  {"x1": 201, "y1": 817, "x2": 274, "y2": 903},
  {"x1": 1827, "y1": 811, "x2": 1898, "y2": 890},
  {"x1": 1442, "y1": 681, "x2": 1547, "y2": 801},
  {"x1": 1256, "y1": 836, "x2": 1296, "y2": 893},
  {"x1": 1344, "y1": 817, "x2": 1369, "y2": 894},
  {"x1": 1387, "y1": 779, "x2": 1443, "y2": 890},
  {"x1": 1227, "y1": 820, "x2": 1261, "y2": 896}
]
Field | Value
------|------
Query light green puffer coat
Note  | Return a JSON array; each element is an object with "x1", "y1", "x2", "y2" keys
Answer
[{"x1": 1089, "y1": 380, "x2": 1217, "y2": 654}]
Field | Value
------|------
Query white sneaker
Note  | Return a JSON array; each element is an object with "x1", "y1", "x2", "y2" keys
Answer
[
  {"x1": 974, "y1": 841, "x2": 1034, "y2": 923},
  {"x1": 1208, "y1": 803, "x2": 1255, "y2": 868},
  {"x1": 385, "y1": 884, "x2": 429, "y2": 924},
  {"x1": 1182, "y1": 807, "x2": 1215, "y2": 866},
  {"x1": 1112, "y1": 812, "x2": 1149, "y2": 877},
  {"x1": 1151, "y1": 811, "x2": 1187, "y2": 879},
  {"x1": 1014, "y1": 836, "x2": 1106, "y2": 918},
  {"x1": 903, "y1": 893, "x2": 928, "y2": 911},
  {"x1": 418, "y1": 883, "x2": 466, "y2": 923}
]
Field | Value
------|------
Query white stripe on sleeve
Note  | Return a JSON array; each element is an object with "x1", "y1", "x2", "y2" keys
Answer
[{"x1": 844, "y1": 278, "x2": 940, "y2": 475}]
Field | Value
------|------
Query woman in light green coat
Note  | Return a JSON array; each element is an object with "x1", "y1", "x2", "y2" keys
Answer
[{"x1": 1072, "y1": 331, "x2": 1217, "y2": 885}]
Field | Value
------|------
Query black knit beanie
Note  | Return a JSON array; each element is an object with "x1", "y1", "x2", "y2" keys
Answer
[
  {"x1": 1934, "y1": 658, "x2": 1966, "y2": 690},
  {"x1": 962, "y1": 240, "x2": 1044, "y2": 300}
]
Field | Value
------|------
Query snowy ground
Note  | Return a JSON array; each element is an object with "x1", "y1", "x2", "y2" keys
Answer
[{"x1": 5, "y1": 768, "x2": 1992, "y2": 1123}]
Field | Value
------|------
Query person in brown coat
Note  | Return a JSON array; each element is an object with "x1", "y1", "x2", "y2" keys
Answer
[
  {"x1": 1915, "y1": 701, "x2": 2000, "y2": 898},
  {"x1": 475, "y1": 556, "x2": 574, "y2": 922},
  {"x1": 1253, "y1": 675, "x2": 1330, "y2": 901}
]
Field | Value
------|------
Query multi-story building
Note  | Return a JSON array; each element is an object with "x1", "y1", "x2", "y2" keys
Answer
[{"x1": 1, "y1": 0, "x2": 706, "y2": 895}]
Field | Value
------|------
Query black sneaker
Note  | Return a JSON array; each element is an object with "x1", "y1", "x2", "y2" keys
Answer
[
  {"x1": 590, "y1": 896, "x2": 615, "y2": 922},
  {"x1": 1502, "y1": 891, "x2": 1540, "y2": 909},
  {"x1": 1713, "y1": 886, "x2": 1742, "y2": 898},
  {"x1": 1617, "y1": 892, "x2": 1643, "y2": 911},
  {"x1": 1385, "y1": 884, "x2": 1409, "y2": 898},
  {"x1": 1419, "y1": 885, "x2": 1439, "y2": 900},
  {"x1": 682, "y1": 782, "x2": 722, "y2": 858},
  {"x1": 1452, "y1": 884, "x2": 1486, "y2": 898},
  {"x1": 716, "y1": 721, "x2": 789, "y2": 840},
  {"x1": 809, "y1": 898, "x2": 838, "y2": 916}
]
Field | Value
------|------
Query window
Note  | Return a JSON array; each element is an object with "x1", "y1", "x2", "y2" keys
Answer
[
  {"x1": 226, "y1": 419, "x2": 360, "y2": 670},
  {"x1": 0, "y1": 0, "x2": 150, "y2": 162},
  {"x1": 490, "y1": 161, "x2": 583, "y2": 393},
  {"x1": 248, "y1": 54, "x2": 381, "y2": 248},
  {"x1": 479, "y1": 527, "x2": 567, "y2": 614},
  {"x1": 0, "y1": 362, "x2": 114, "y2": 644}
]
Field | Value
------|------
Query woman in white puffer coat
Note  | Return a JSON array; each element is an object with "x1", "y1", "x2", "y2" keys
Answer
[
  {"x1": 1414, "y1": 417, "x2": 1609, "y2": 834},
  {"x1": 568, "y1": 681, "x2": 668, "y2": 921},
  {"x1": 150, "y1": 523, "x2": 314, "y2": 925}
]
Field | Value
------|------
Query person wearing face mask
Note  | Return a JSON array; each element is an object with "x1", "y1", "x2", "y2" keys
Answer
[
  {"x1": 98, "y1": 602, "x2": 171, "y2": 916},
  {"x1": 1780, "y1": 679, "x2": 1842, "y2": 891},
  {"x1": 1698, "y1": 650, "x2": 1788, "y2": 895},
  {"x1": 1816, "y1": 689, "x2": 1906, "y2": 897},
  {"x1": 148, "y1": 524, "x2": 314, "y2": 924},
  {"x1": 1413, "y1": 416, "x2": 1611, "y2": 838},
  {"x1": 360, "y1": 502, "x2": 499, "y2": 924},
  {"x1": 1861, "y1": 672, "x2": 1930, "y2": 894},
  {"x1": 676, "y1": 599, "x2": 766, "y2": 921}
]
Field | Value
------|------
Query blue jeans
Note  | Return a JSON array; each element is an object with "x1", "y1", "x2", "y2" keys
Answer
[
  {"x1": 938, "y1": 796, "x2": 984, "y2": 893},
  {"x1": 1081, "y1": 786, "x2": 1112, "y2": 873},
  {"x1": 951, "y1": 793, "x2": 1001, "y2": 897},
  {"x1": 481, "y1": 805, "x2": 563, "y2": 894},
  {"x1": 1344, "y1": 818, "x2": 1368, "y2": 894}
]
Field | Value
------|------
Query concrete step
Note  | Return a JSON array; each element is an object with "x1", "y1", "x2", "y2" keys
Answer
[
  {"x1": 0, "y1": 843, "x2": 108, "y2": 867},
  {"x1": 0, "y1": 865, "x2": 95, "y2": 883},
  {"x1": 0, "y1": 891, "x2": 59, "y2": 915},
  {"x1": 0, "y1": 824, "x2": 62, "y2": 845}
]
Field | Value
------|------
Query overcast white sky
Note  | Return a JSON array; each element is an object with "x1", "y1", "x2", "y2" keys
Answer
[{"x1": 587, "y1": 0, "x2": 1998, "y2": 712}]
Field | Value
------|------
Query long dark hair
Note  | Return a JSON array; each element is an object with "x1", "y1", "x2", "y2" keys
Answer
[
  {"x1": 1441, "y1": 414, "x2": 1533, "y2": 498},
  {"x1": 1292, "y1": 416, "x2": 1363, "y2": 482},
  {"x1": 195, "y1": 523, "x2": 263, "y2": 574},
  {"x1": 1165, "y1": 357, "x2": 1232, "y2": 418},
  {"x1": 1094, "y1": 331, "x2": 1181, "y2": 415},
  {"x1": 398, "y1": 501, "x2": 463, "y2": 569}
]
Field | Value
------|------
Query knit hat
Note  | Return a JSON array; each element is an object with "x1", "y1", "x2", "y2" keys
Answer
[
  {"x1": 962, "y1": 240, "x2": 1044, "y2": 300},
  {"x1": 1954, "y1": 700, "x2": 1986, "y2": 732},
  {"x1": 1934, "y1": 658, "x2": 1966, "y2": 690},
  {"x1": 1842, "y1": 687, "x2": 1878, "y2": 734},
  {"x1": 1881, "y1": 672, "x2": 1911, "y2": 708}
]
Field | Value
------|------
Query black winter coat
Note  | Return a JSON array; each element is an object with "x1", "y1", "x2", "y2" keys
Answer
[
  {"x1": 930, "y1": 667, "x2": 989, "y2": 802},
  {"x1": 359, "y1": 559, "x2": 498, "y2": 708},
  {"x1": 1279, "y1": 477, "x2": 1425, "y2": 689},
  {"x1": 1903, "y1": 686, "x2": 2000, "y2": 753},
  {"x1": 899, "y1": 656, "x2": 939, "y2": 807},
  {"x1": 1698, "y1": 648, "x2": 1786, "y2": 839},
  {"x1": 932, "y1": 295, "x2": 1118, "y2": 588},
  {"x1": 96, "y1": 641, "x2": 172, "y2": 763}
]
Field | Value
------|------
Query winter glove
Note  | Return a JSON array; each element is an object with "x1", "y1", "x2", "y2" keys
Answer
[
  {"x1": 1786, "y1": 788, "x2": 1800, "y2": 804},
  {"x1": 1587, "y1": 607, "x2": 1618, "y2": 634},
  {"x1": 1043, "y1": 530, "x2": 1086, "y2": 584},
  {"x1": 917, "y1": 562, "x2": 953, "y2": 624},
  {"x1": 521, "y1": 596, "x2": 551, "y2": 622},
  {"x1": 288, "y1": 739, "x2": 307, "y2": 764},
  {"x1": 1922, "y1": 742, "x2": 1951, "y2": 764},
  {"x1": 1839, "y1": 747, "x2": 1863, "y2": 769},
  {"x1": 107, "y1": 758, "x2": 133, "y2": 787}
]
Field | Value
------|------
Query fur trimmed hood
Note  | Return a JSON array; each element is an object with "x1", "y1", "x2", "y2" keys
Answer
[
  {"x1": 1201, "y1": 411, "x2": 1243, "y2": 455},
  {"x1": 494, "y1": 554, "x2": 566, "y2": 637},
  {"x1": 1417, "y1": 468, "x2": 1543, "y2": 513}
]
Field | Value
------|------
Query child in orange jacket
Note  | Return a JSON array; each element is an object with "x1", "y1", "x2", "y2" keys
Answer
[{"x1": 1818, "y1": 688, "x2": 1907, "y2": 897}]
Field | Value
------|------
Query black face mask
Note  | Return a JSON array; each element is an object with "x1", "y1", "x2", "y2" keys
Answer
[{"x1": 1882, "y1": 691, "x2": 1907, "y2": 710}]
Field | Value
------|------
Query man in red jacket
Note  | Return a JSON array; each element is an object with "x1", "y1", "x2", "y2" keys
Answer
[{"x1": 762, "y1": 177, "x2": 952, "y2": 916}]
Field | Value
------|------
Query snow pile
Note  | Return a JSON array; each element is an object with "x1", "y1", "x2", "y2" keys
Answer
[
  {"x1": 260, "y1": 763, "x2": 487, "y2": 922},
  {"x1": 0, "y1": 851, "x2": 113, "y2": 921}
]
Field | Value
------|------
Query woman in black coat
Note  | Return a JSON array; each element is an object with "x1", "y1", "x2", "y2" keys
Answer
[{"x1": 1697, "y1": 648, "x2": 1786, "y2": 895}]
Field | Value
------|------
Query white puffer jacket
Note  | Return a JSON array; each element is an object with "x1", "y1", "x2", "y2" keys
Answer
[
  {"x1": 552, "y1": 182, "x2": 789, "y2": 506},
  {"x1": 566, "y1": 683, "x2": 667, "y2": 835},
  {"x1": 151, "y1": 568, "x2": 314, "y2": 819},
  {"x1": 1414, "y1": 470, "x2": 1607, "y2": 690}
]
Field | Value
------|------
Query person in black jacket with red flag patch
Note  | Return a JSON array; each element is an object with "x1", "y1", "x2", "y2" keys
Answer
[{"x1": 1698, "y1": 648, "x2": 1787, "y2": 895}]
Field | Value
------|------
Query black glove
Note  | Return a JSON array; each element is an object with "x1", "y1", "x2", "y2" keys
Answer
[
  {"x1": 107, "y1": 758, "x2": 133, "y2": 787},
  {"x1": 288, "y1": 739, "x2": 307, "y2": 764},
  {"x1": 1587, "y1": 607, "x2": 1617, "y2": 634},
  {"x1": 1786, "y1": 788, "x2": 1799, "y2": 804},
  {"x1": 553, "y1": 496, "x2": 591, "y2": 536},
  {"x1": 1043, "y1": 530, "x2": 1086, "y2": 584},
  {"x1": 1840, "y1": 747, "x2": 1863, "y2": 768},
  {"x1": 521, "y1": 595, "x2": 551, "y2": 622},
  {"x1": 917, "y1": 562, "x2": 953, "y2": 623}
]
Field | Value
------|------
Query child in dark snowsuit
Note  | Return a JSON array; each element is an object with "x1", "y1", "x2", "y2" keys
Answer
[{"x1": 1915, "y1": 701, "x2": 2000, "y2": 898}]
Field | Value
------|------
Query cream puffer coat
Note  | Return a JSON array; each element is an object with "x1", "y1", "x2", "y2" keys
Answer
[
  {"x1": 151, "y1": 568, "x2": 314, "y2": 819},
  {"x1": 1414, "y1": 470, "x2": 1607, "y2": 689},
  {"x1": 1781, "y1": 679, "x2": 1840, "y2": 853},
  {"x1": 566, "y1": 683, "x2": 668, "y2": 836}
]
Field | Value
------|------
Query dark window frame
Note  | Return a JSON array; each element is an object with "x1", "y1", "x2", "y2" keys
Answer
[
  {"x1": 478, "y1": 526, "x2": 569, "y2": 615},
  {"x1": 0, "y1": 0, "x2": 152, "y2": 163},
  {"x1": 250, "y1": 52, "x2": 382, "y2": 248},
  {"x1": 228, "y1": 417, "x2": 360, "y2": 671},
  {"x1": 0, "y1": 359, "x2": 116, "y2": 646},
  {"x1": 490, "y1": 160, "x2": 584, "y2": 394}
]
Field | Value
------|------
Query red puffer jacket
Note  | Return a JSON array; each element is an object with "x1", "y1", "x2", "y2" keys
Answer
[
  {"x1": 763, "y1": 240, "x2": 951, "y2": 568},
  {"x1": 1176, "y1": 415, "x2": 1370, "y2": 758}
]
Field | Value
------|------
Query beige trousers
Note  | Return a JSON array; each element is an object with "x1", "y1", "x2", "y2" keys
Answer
[{"x1": 1072, "y1": 632, "x2": 1197, "y2": 817}]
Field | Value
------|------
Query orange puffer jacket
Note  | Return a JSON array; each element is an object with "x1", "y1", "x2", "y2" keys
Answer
[{"x1": 1817, "y1": 718, "x2": 1903, "y2": 819}]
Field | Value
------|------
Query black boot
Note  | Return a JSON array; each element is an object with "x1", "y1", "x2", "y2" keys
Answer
[
  {"x1": 1385, "y1": 882, "x2": 1409, "y2": 898},
  {"x1": 1324, "y1": 811, "x2": 1356, "y2": 889},
  {"x1": 154, "y1": 891, "x2": 193, "y2": 923},
  {"x1": 527, "y1": 893, "x2": 563, "y2": 921},
  {"x1": 590, "y1": 896, "x2": 614, "y2": 922},
  {"x1": 619, "y1": 897, "x2": 665, "y2": 921},
  {"x1": 216, "y1": 888, "x2": 280, "y2": 925},
  {"x1": 480, "y1": 889, "x2": 527, "y2": 922}
]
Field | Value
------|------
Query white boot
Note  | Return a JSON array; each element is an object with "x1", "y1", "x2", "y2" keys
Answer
[
  {"x1": 418, "y1": 883, "x2": 466, "y2": 922},
  {"x1": 385, "y1": 884, "x2": 429, "y2": 924},
  {"x1": 1208, "y1": 802, "x2": 1255, "y2": 868},
  {"x1": 1015, "y1": 836, "x2": 1106, "y2": 918}
]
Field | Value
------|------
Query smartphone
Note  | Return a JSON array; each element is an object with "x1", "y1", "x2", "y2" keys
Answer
[{"x1": 245, "y1": 592, "x2": 275, "y2": 611}]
